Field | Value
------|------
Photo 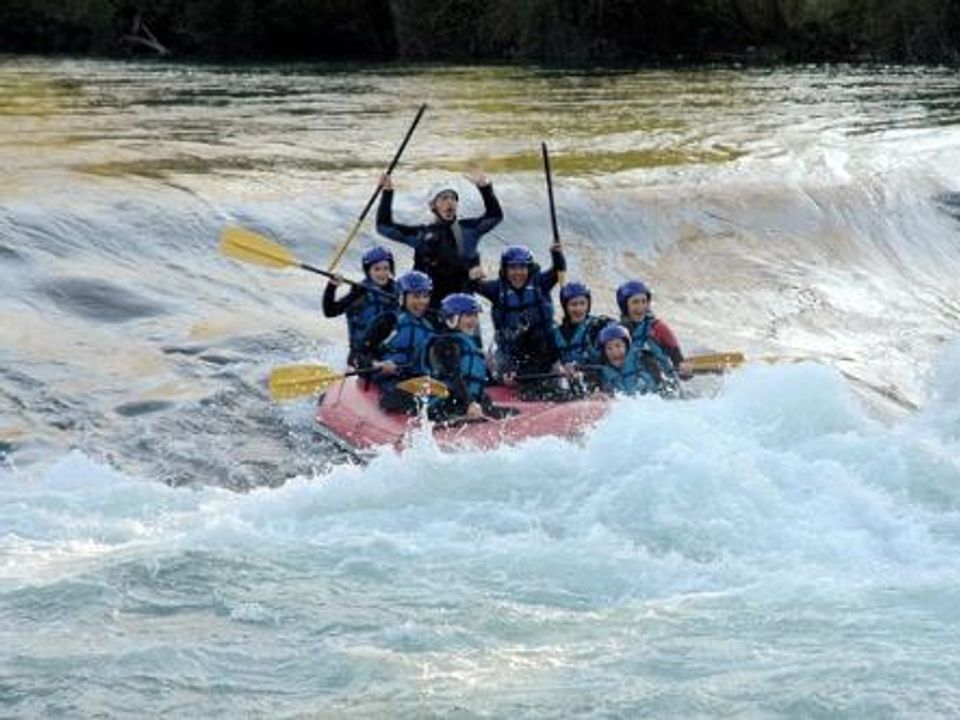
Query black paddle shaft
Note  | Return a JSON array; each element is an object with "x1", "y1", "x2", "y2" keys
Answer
[
  {"x1": 542, "y1": 142, "x2": 561, "y2": 245},
  {"x1": 298, "y1": 262, "x2": 397, "y2": 301},
  {"x1": 515, "y1": 364, "x2": 604, "y2": 381},
  {"x1": 355, "y1": 104, "x2": 428, "y2": 222}
]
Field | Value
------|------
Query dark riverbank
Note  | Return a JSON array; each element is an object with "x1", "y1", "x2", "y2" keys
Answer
[{"x1": 2, "y1": 0, "x2": 959, "y2": 64}]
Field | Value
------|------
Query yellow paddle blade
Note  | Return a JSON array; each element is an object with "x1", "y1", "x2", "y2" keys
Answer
[
  {"x1": 395, "y1": 375, "x2": 450, "y2": 399},
  {"x1": 688, "y1": 351, "x2": 746, "y2": 374},
  {"x1": 268, "y1": 364, "x2": 342, "y2": 401},
  {"x1": 220, "y1": 226, "x2": 299, "y2": 270}
]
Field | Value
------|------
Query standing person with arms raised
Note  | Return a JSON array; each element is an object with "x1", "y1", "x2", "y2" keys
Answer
[{"x1": 375, "y1": 171, "x2": 503, "y2": 307}]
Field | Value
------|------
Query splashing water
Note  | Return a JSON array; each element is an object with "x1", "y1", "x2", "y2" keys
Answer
[{"x1": 3, "y1": 57, "x2": 960, "y2": 716}]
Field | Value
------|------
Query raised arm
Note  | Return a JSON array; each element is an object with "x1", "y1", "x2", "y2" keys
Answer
[
  {"x1": 375, "y1": 175, "x2": 424, "y2": 250},
  {"x1": 540, "y1": 244, "x2": 567, "y2": 292},
  {"x1": 459, "y1": 171, "x2": 503, "y2": 236},
  {"x1": 470, "y1": 278, "x2": 500, "y2": 303},
  {"x1": 322, "y1": 279, "x2": 363, "y2": 317}
]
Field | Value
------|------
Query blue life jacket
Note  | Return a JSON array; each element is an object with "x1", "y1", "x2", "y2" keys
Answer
[
  {"x1": 623, "y1": 312, "x2": 676, "y2": 378},
  {"x1": 599, "y1": 347, "x2": 658, "y2": 396},
  {"x1": 377, "y1": 311, "x2": 435, "y2": 386},
  {"x1": 423, "y1": 330, "x2": 487, "y2": 402},
  {"x1": 492, "y1": 278, "x2": 555, "y2": 351},
  {"x1": 346, "y1": 279, "x2": 396, "y2": 351},
  {"x1": 553, "y1": 315, "x2": 604, "y2": 365}
]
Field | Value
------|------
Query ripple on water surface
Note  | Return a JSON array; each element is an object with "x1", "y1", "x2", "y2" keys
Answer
[{"x1": 39, "y1": 277, "x2": 168, "y2": 323}]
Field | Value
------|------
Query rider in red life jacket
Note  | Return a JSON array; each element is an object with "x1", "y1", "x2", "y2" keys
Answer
[{"x1": 615, "y1": 280, "x2": 693, "y2": 379}]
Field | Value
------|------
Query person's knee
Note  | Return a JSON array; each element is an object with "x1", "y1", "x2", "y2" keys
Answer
[{"x1": 380, "y1": 390, "x2": 416, "y2": 414}]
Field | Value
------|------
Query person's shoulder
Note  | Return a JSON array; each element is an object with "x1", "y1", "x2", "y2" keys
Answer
[
  {"x1": 650, "y1": 315, "x2": 671, "y2": 331},
  {"x1": 650, "y1": 317, "x2": 679, "y2": 344}
]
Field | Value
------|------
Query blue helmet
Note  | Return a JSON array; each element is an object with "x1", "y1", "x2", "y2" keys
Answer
[
  {"x1": 361, "y1": 245, "x2": 394, "y2": 276},
  {"x1": 616, "y1": 280, "x2": 651, "y2": 315},
  {"x1": 440, "y1": 293, "x2": 482, "y2": 320},
  {"x1": 598, "y1": 323, "x2": 631, "y2": 348},
  {"x1": 559, "y1": 281, "x2": 591, "y2": 310},
  {"x1": 397, "y1": 270, "x2": 433, "y2": 295},
  {"x1": 501, "y1": 245, "x2": 534, "y2": 269}
]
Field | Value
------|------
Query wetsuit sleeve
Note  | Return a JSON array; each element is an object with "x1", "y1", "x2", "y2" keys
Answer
[
  {"x1": 469, "y1": 184, "x2": 504, "y2": 235},
  {"x1": 322, "y1": 282, "x2": 363, "y2": 317},
  {"x1": 470, "y1": 278, "x2": 500, "y2": 302},
  {"x1": 458, "y1": 183, "x2": 504, "y2": 234},
  {"x1": 376, "y1": 189, "x2": 423, "y2": 250},
  {"x1": 651, "y1": 319, "x2": 685, "y2": 366},
  {"x1": 354, "y1": 313, "x2": 397, "y2": 370},
  {"x1": 541, "y1": 246, "x2": 567, "y2": 292}
]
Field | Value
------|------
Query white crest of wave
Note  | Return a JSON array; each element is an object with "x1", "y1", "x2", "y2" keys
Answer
[{"x1": 5, "y1": 362, "x2": 960, "y2": 605}]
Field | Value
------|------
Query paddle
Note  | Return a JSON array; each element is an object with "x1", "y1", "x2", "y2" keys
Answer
[
  {"x1": 541, "y1": 141, "x2": 565, "y2": 285},
  {"x1": 395, "y1": 375, "x2": 450, "y2": 399},
  {"x1": 513, "y1": 365, "x2": 603, "y2": 382},
  {"x1": 269, "y1": 362, "x2": 440, "y2": 401},
  {"x1": 687, "y1": 351, "x2": 746, "y2": 374},
  {"x1": 685, "y1": 351, "x2": 853, "y2": 374},
  {"x1": 269, "y1": 364, "x2": 373, "y2": 401},
  {"x1": 326, "y1": 103, "x2": 428, "y2": 272},
  {"x1": 512, "y1": 354, "x2": 747, "y2": 379},
  {"x1": 219, "y1": 226, "x2": 397, "y2": 302}
]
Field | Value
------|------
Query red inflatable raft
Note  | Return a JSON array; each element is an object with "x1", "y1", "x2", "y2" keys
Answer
[{"x1": 315, "y1": 377, "x2": 610, "y2": 454}]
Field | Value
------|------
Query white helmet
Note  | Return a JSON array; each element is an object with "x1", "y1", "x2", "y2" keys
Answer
[{"x1": 426, "y1": 183, "x2": 460, "y2": 206}]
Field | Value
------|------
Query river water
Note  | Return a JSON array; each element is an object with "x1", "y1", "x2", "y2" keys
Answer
[{"x1": 3, "y1": 56, "x2": 960, "y2": 717}]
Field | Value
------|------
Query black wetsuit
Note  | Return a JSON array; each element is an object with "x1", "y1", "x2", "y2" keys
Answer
[{"x1": 376, "y1": 185, "x2": 503, "y2": 307}]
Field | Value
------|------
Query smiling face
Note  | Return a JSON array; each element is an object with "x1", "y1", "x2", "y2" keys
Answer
[
  {"x1": 367, "y1": 260, "x2": 392, "y2": 286},
  {"x1": 564, "y1": 296, "x2": 589, "y2": 323},
  {"x1": 430, "y1": 191, "x2": 458, "y2": 222},
  {"x1": 625, "y1": 293, "x2": 650, "y2": 321},
  {"x1": 505, "y1": 265, "x2": 529, "y2": 289},
  {"x1": 405, "y1": 291, "x2": 431, "y2": 316},
  {"x1": 604, "y1": 338, "x2": 628, "y2": 367},
  {"x1": 457, "y1": 312, "x2": 480, "y2": 334}
]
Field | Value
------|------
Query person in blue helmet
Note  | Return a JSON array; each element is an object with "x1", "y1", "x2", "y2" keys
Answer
[
  {"x1": 355, "y1": 270, "x2": 437, "y2": 414},
  {"x1": 553, "y1": 280, "x2": 613, "y2": 366},
  {"x1": 421, "y1": 293, "x2": 517, "y2": 421},
  {"x1": 595, "y1": 323, "x2": 660, "y2": 396},
  {"x1": 615, "y1": 279, "x2": 691, "y2": 383},
  {"x1": 552, "y1": 281, "x2": 614, "y2": 395},
  {"x1": 322, "y1": 245, "x2": 398, "y2": 368},
  {"x1": 376, "y1": 170, "x2": 503, "y2": 308},
  {"x1": 472, "y1": 242, "x2": 566, "y2": 398}
]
